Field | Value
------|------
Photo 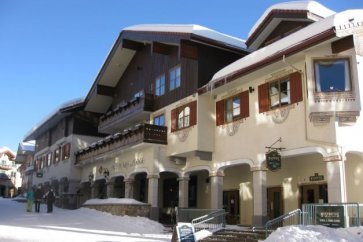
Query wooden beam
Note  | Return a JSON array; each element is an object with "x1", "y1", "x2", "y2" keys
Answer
[
  {"x1": 331, "y1": 36, "x2": 354, "y2": 54},
  {"x1": 152, "y1": 41, "x2": 173, "y2": 55},
  {"x1": 180, "y1": 40, "x2": 198, "y2": 60},
  {"x1": 122, "y1": 39, "x2": 144, "y2": 51},
  {"x1": 97, "y1": 84, "x2": 115, "y2": 97}
]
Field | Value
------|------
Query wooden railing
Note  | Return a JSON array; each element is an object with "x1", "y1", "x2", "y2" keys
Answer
[
  {"x1": 98, "y1": 94, "x2": 154, "y2": 133},
  {"x1": 75, "y1": 123, "x2": 167, "y2": 164}
]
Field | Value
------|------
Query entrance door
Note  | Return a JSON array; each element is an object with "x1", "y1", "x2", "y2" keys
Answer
[
  {"x1": 267, "y1": 187, "x2": 283, "y2": 220},
  {"x1": 301, "y1": 183, "x2": 328, "y2": 205},
  {"x1": 223, "y1": 190, "x2": 239, "y2": 224}
]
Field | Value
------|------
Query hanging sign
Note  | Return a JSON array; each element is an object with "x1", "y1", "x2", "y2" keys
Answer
[{"x1": 266, "y1": 150, "x2": 281, "y2": 171}]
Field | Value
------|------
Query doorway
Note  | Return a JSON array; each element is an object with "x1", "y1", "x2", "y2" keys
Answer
[
  {"x1": 267, "y1": 187, "x2": 283, "y2": 220},
  {"x1": 300, "y1": 183, "x2": 328, "y2": 205},
  {"x1": 223, "y1": 190, "x2": 239, "y2": 224}
]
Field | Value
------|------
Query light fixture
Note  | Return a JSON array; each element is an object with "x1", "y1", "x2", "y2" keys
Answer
[
  {"x1": 249, "y1": 86, "x2": 255, "y2": 93},
  {"x1": 103, "y1": 168, "x2": 110, "y2": 179}
]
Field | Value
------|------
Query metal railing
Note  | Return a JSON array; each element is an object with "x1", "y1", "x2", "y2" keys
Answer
[
  {"x1": 264, "y1": 209, "x2": 302, "y2": 236},
  {"x1": 177, "y1": 208, "x2": 226, "y2": 232},
  {"x1": 302, "y1": 203, "x2": 363, "y2": 227}
]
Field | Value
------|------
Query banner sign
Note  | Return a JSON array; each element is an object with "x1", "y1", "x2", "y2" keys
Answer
[
  {"x1": 176, "y1": 223, "x2": 196, "y2": 242},
  {"x1": 315, "y1": 206, "x2": 345, "y2": 228}
]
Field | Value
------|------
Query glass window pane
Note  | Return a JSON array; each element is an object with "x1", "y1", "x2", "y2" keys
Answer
[
  {"x1": 315, "y1": 59, "x2": 350, "y2": 92},
  {"x1": 280, "y1": 80, "x2": 290, "y2": 105},
  {"x1": 159, "y1": 115, "x2": 165, "y2": 126},
  {"x1": 269, "y1": 82, "x2": 280, "y2": 108}
]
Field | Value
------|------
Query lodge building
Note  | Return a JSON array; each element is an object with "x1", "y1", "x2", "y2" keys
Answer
[{"x1": 21, "y1": 1, "x2": 363, "y2": 227}]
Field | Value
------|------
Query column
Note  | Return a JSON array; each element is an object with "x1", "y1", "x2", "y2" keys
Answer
[
  {"x1": 124, "y1": 178, "x2": 135, "y2": 199},
  {"x1": 326, "y1": 158, "x2": 347, "y2": 203},
  {"x1": 147, "y1": 174, "x2": 159, "y2": 221},
  {"x1": 178, "y1": 177, "x2": 189, "y2": 208},
  {"x1": 252, "y1": 166, "x2": 268, "y2": 227},
  {"x1": 210, "y1": 171, "x2": 224, "y2": 209},
  {"x1": 106, "y1": 180, "x2": 115, "y2": 198}
]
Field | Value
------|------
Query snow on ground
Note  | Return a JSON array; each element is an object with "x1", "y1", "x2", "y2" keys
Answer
[
  {"x1": 84, "y1": 198, "x2": 146, "y2": 205},
  {"x1": 0, "y1": 197, "x2": 171, "y2": 242},
  {"x1": 265, "y1": 225, "x2": 363, "y2": 242}
]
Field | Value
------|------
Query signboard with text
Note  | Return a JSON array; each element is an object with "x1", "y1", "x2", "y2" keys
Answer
[
  {"x1": 176, "y1": 223, "x2": 196, "y2": 242},
  {"x1": 315, "y1": 206, "x2": 345, "y2": 228}
]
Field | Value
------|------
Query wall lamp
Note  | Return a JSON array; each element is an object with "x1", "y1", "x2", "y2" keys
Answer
[
  {"x1": 103, "y1": 168, "x2": 110, "y2": 179},
  {"x1": 249, "y1": 86, "x2": 255, "y2": 93}
]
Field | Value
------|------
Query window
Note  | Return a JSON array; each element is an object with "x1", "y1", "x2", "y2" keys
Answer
[
  {"x1": 171, "y1": 101, "x2": 197, "y2": 132},
  {"x1": 216, "y1": 91, "x2": 249, "y2": 126},
  {"x1": 314, "y1": 58, "x2": 351, "y2": 92},
  {"x1": 134, "y1": 90, "x2": 144, "y2": 98},
  {"x1": 258, "y1": 72, "x2": 302, "y2": 113},
  {"x1": 169, "y1": 66, "x2": 181, "y2": 91},
  {"x1": 153, "y1": 114, "x2": 165, "y2": 126},
  {"x1": 46, "y1": 153, "x2": 52, "y2": 167},
  {"x1": 225, "y1": 96, "x2": 241, "y2": 123},
  {"x1": 62, "y1": 143, "x2": 70, "y2": 160},
  {"x1": 269, "y1": 78, "x2": 290, "y2": 109},
  {"x1": 154, "y1": 74, "x2": 165, "y2": 96},
  {"x1": 53, "y1": 148, "x2": 60, "y2": 164},
  {"x1": 178, "y1": 106, "x2": 190, "y2": 129}
]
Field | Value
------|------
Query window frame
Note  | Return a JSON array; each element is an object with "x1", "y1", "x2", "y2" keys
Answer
[
  {"x1": 268, "y1": 77, "x2": 291, "y2": 109},
  {"x1": 178, "y1": 106, "x2": 190, "y2": 129},
  {"x1": 171, "y1": 101, "x2": 197, "y2": 132},
  {"x1": 313, "y1": 58, "x2": 352, "y2": 93},
  {"x1": 153, "y1": 113, "x2": 165, "y2": 126},
  {"x1": 154, "y1": 74, "x2": 166, "y2": 97},
  {"x1": 62, "y1": 143, "x2": 70, "y2": 161},
  {"x1": 224, "y1": 94, "x2": 241, "y2": 123},
  {"x1": 169, "y1": 65, "x2": 181, "y2": 91}
]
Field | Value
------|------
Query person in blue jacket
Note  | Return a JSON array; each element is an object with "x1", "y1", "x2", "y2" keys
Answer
[{"x1": 26, "y1": 187, "x2": 34, "y2": 212}]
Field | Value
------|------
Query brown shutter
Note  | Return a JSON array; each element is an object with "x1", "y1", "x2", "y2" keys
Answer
[
  {"x1": 290, "y1": 72, "x2": 303, "y2": 104},
  {"x1": 171, "y1": 108, "x2": 178, "y2": 132},
  {"x1": 189, "y1": 101, "x2": 197, "y2": 126},
  {"x1": 258, "y1": 83, "x2": 269, "y2": 113},
  {"x1": 240, "y1": 90, "x2": 249, "y2": 119},
  {"x1": 216, "y1": 99, "x2": 225, "y2": 126}
]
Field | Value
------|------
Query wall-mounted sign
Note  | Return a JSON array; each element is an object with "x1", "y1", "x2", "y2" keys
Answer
[
  {"x1": 176, "y1": 223, "x2": 196, "y2": 242},
  {"x1": 266, "y1": 150, "x2": 281, "y2": 171},
  {"x1": 315, "y1": 205, "x2": 345, "y2": 228},
  {"x1": 36, "y1": 172, "x2": 43, "y2": 178},
  {"x1": 309, "y1": 173, "x2": 324, "y2": 181}
]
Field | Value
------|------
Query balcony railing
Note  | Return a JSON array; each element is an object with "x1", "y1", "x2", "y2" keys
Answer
[
  {"x1": 99, "y1": 94, "x2": 154, "y2": 134},
  {"x1": 76, "y1": 123, "x2": 167, "y2": 164}
]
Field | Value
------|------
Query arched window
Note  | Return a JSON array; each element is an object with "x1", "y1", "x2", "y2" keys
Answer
[{"x1": 178, "y1": 106, "x2": 190, "y2": 129}]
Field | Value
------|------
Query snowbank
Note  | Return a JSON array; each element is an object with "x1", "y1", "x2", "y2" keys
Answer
[{"x1": 83, "y1": 197, "x2": 146, "y2": 205}]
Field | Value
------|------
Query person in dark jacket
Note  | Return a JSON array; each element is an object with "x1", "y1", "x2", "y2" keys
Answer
[
  {"x1": 34, "y1": 186, "x2": 43, "y2": 213},
  {"x1": 45, "y1": 188, "x2": 55, "y2": 213}
]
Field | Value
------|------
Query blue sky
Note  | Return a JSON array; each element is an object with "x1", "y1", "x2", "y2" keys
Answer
[{"x1": 1, "y1": 0, "x2": 362, "y2": 153}]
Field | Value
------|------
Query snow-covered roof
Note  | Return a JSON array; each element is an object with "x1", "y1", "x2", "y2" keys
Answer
[
  {"x1": 124, "y1": 24, "x2": 247, "y2": 49},
  {"x1": 248, "y1": 1, "x2": 336, "y2": 38},
  {"x1": 24, "y1": 97, "x2": 84, "y2": 141},
  {"x1": 208, "y1": 9, "x2": 363, "y2": 87},
  {"x1": 0, "y1": 147, "x2": 16, "y2": 159}
]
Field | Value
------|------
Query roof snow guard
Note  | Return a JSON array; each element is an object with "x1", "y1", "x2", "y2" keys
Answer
[{"x1": 198, "y1": 9, "x2": 363, "y2": 95}]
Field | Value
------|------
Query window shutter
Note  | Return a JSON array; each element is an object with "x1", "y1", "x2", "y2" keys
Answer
[
  {"x1": 290, "y1": 72, "x2": 303, "y2": 104},
  {"x1": 171, "y1": 108, "x2": 178, "y2": 132},
  {"x1": 258, "y1": 83, "x2": 269, "y2": 113},
  {"x1": 216, "y1": 99, "x2": 225, "y2": 126},
  {"x1": 189, "y1": 101, "x2": 197, "y2": 126},
  {"x1": 240, "y1": 90, "x2": 249, "y2": 119}
]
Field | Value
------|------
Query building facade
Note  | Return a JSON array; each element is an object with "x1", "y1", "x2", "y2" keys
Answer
[
  {"x1": 20, "y1": 1, "x2": 363, "y2": 227},
  {"x1": 0, "y1": 147, "x2": 19, "y2": 197}
]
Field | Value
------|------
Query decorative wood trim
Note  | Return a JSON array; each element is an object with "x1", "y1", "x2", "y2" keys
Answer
[
  {"x1": 97, "y1": 84, "x2": 115, "y2": 97},
  {"x1": 122, "y1": 39, "x2": 144, "y2": 51},
  {"x1": 258, "y1": 83, "x2": 269, "y2": 113},
  {"x1": 290, "y1": 72, "x2": 303, "y2": 104},
  {"x1": 216, "y1": 99, "x2": 225, "y2": 126},
  {"x1": 331, "y1": 35, "x2": 354, "y2": 54},
  {"x1": 152, "y1": 41, "x2": 173, "y2": 55}
]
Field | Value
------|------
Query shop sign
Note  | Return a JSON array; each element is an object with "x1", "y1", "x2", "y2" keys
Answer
[
  {"x1": 266, "y1": 150, "x2": 281, "y2": 171},
  {"x1": 315, "y1": 205, "x2": 345, "y2": 228},
  {"x1": 176, "y1": 223, "x2": 196, "y2": 242},
  {"x1": 309, "y1": 173, "x2": 324, "y2": 181}
]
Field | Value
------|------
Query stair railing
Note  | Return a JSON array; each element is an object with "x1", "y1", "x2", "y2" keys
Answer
[
  {"x1": 191, "y1": 210, "x2": 227, "y2": 233},
  {"x1": 264, "y1": 209, "x2": 302, "y2": 237}
]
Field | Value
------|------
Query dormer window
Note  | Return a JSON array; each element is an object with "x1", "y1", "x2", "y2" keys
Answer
[{"x1": 314, "y1": 58, "x2": 351, "y2": 93}]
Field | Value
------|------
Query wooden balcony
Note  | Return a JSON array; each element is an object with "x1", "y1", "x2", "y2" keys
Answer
[
  {"x1": 98, "y1": 94, "x2": 154, "y2": 134},
  {"x1": 76, "y1": 123, "x2": 167, "y2": 165}
]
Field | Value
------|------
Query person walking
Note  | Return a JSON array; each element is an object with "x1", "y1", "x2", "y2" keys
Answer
[
  {"x1": 26, "y1": 187, "x2": 34, "y2": 212},
  {"x1": 45, "y1": 188, "x2": 55, "y2": 213},
  {"x1": 34, "y1": 186, "x2": 43, "y2": 213}
]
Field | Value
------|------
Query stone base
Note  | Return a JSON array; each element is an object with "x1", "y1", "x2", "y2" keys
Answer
[{"x1": 83, "y1": 203, "x2": 151, "y2": 217}]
